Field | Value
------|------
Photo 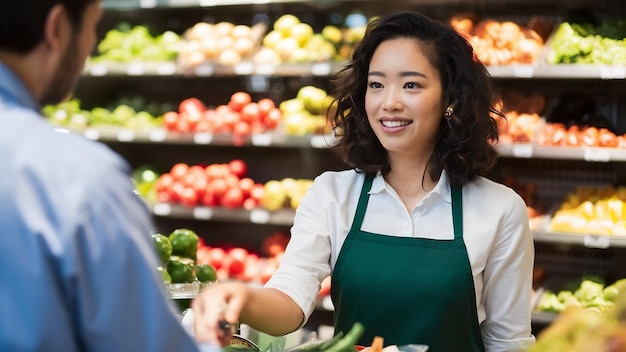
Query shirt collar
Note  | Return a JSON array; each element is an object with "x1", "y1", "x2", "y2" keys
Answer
[
  {"x1": 0, "y1": 61, "x2": 40, "y2": 111},
  {"x1": 370, "y1": 170, "x2": 452, "y2": 203}
]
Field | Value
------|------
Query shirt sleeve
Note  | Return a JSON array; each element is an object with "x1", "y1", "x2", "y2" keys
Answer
[
  {"x1": 67, "y1": 158, "x2": 200, "y2": 352},
  {"x1": 480, "y1": 190, "x2": 536, "y2": 352},
  {"x1": 264, "y1": 173, "x2": 334, "y2": 322}
]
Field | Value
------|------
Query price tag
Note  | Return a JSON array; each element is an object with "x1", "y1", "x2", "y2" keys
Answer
[
  {"x1": 234, "y1": 62, "x2": 254, "y2": 75},
  {"x1": 251, "y1": 133, "x2": 273, "y2": 146},
  {"x1": 193, "y1": 207, "x2": 213, "y2": 220},
  {"x1": 194, "y1": 64, "x2": 214, "y2": 76},
  {"x1": 117, "y1": 130, "x2": 136, "y2": 142},
  {"x1": 512, "y1": 144, "x2": 533, "y2": 158},
  {"x1": 157, "y1": 63, "x2": 177, "y2": 75},
  {"x1": 310, "y1": 135, "x2": 333, "y2": 148},
  {"x1": 89, "y1": 64, "x2": 108, "y2": 76},
  {"x1": 193, "y1": 132, "x2": 213, "y2": 144},
  {"x1": 311, "y1": 62, "x2": 332, "y2": 76},
  {"x1": 600, "y1": 66, "x2": 626, "y2": 80},
  {"x1": 152, "y1": 203, "x2": 172, "y2": 216},
  {"x1": 126, "y1": 63, "x2": 146, "y2": 76},
  {"x1": 83, "y1": 128, "x2": 100, "y2": 140},
  {"x1": 250, "y1": 209, "x2": 271, "y2": 224},
  {"x1": 149, "y1": 129, "x2": 167, "y2": 142},
  {"x1": 140, "y1": 0, "x2": 157, "y2": 7},
  {"x1": 54, "y1": 128, "x2": 70, "y2": 134},
  {"x1": 584, "y1": 147, "x2": 610, "y2": 162},
  {"x1": 254, "y1": 64, "x2": 276, "y2": 76},
  {"x1": 584, "y1": 234, "x2": 610, "y2": 249},
  {"x1": 513, "y1": 66, "x2": 534, "y2": 78}
]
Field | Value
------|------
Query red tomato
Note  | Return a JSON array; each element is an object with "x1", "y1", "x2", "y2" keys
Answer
[
  {"x1": 221, "y1": 187, "x2": 244, "y2": 208},
  {"x1": 223, "y1": 174, "x2": 240, "y2": 189},
  {"x1": 226, "y1": 247, "x2": 248, "y2": 276},
  {"x1": 228, "y1": 92, "x2": 252, "y2": 112},
  {"x1": 162, "y1": 111, "x2": 179, "y2": 131},
  {"x1": 238, "y1": 177, "x2": 255, "y2": 197},
  {"x1": 155, "y1": 173, "x2": 174, "y2": 193},
  {"x1": 257, "y1": 98, "x2": 275, "y2": 117},
  {"x1": 168, "y1": 181, "x2": 185, "y2": 203},
  {"x1": 208, "y1": 247, "x2": 226, "y2": 270},
  {"x1": 243, "y1": 197, "x2": 257, "y2": 210},
  {"x1": 240, "y1": 102, "x2": 261, "y2": 123},
  {"x1": 232, "y1": 120, "x2": 251, "y2": 146},
  {"x1": 228, "y1": 159, "x2": 248, "y2": 178},
  {"x1": 170, "y1": 163, "x2": 189, "y2": 181},
  {"x1": 180, "y1": 187, "x2": 198, "y2": 207},
  {"x1": 179, "y1": 97, "x2": 206, "y2": 116},
  {"x1": 208, "y1": 178, "x2": 229, "y2": 201},
  {"x1": 249, "y1": 183, "x2": 265, "y2": 202},
  {"x1": 196, "y1": 246, "x2": 212, "y2": 265},
  {"x1": 263, "y1": 108, "x2": 282, "y2": 130}
]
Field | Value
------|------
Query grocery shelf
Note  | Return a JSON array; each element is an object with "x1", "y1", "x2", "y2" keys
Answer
[
  {"x1": 487, "y1": 64, "x2": 626, "y2": 80},
  {"x1": 532, "y1": 231, "x2": 626, "y2": 249},
  {"x1": 102, "y1": 0, "x2": 303, "y2": 9},
  {"x1": 151, "y1": 202, "x2": 296, "y2": 225},
  {"x1": 83, "y1": 61, "x2": 346, "y2": 78},
  {"x1": 84, "y1": 61, "x2": 626, "y2": 80},
  {"x1": 59, "y1": 125, "x2": 626, "y2": 158},
  {"x1": 56, "y1": 126, "x2": 339, "y2": 149},
  {"x1": 495, "y1": 144, "x2": 626, "y2": 162}
]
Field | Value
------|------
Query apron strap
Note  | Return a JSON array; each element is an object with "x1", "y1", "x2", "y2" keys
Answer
[
  {"x1": 451, "y1": 185, "x2": 463, "y2": 240},
  {"x1": 350, "y1": 173, "x2": 374, "y2": 232}
]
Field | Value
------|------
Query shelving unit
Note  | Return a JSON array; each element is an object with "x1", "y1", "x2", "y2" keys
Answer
[{"x1": 79, "y1": 0, "x2": 626, "y2": 335}]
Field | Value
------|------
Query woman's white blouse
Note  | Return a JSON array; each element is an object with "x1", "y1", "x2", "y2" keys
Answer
[{"x1": 265, "y1": 169, "x2": 536, "y2": 351}]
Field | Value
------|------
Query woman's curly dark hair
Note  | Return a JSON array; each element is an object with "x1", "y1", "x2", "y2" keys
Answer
[{"x1": 329, "y1": 11, "x2": 502, "y2": 187}]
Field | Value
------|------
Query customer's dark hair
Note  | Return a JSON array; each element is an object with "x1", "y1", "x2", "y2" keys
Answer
[
  {"x1": 0, "y1": 0, "x2": 96, "y2": 53},
  {"x1": 330, "y1": 11, "x2": 501, "y2": 187}
]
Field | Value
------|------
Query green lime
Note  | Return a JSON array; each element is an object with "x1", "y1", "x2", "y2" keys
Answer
[
  {"x1": 151, "y1": 233, "x2": 173, "y2": 264},
  {"x1": 196, "y1": 264, "x2": 218, "y2": 283},
  {"x1": 169, "y1": 228, "x2": 199, "y2": 259},
  {"x1": 167, "y1": 257, "x2": 195, "y2": 283},
  {"x1": 157, "y1": 266, "x2": 172, "y2": 284}
]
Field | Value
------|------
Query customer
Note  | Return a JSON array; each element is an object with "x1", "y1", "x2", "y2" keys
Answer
[
  {"x1": 193, "y1": 10, "x2": 536, "y2": 351},
  {"x1": 0, "y1": 1, "x2": 203, "y2": 351}
]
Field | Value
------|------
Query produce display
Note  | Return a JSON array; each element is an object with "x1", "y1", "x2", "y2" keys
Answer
[
  {"x1": 547, "y1": 19, "x2": 626, "y2": 65},
  {"x1": 91, "y1": 24, "x2": 182, "y2": 63},
  {"x1": 177, "y1": 21, "x2": 267, "y2": 67},
  {"x1": 151, "y1": 228, "x2": 218, "y2": 285},
  {"x1": 536, "y1": 278, "x2": 626, "y2": 314},
  {"x1": 155, "y1": 160, "x2": 264, "y2": 209},
  {"x1": 255, "y1": 14, "x2": 341, "y2": 64},
  {"x1": 43, "y1": 99, "x2": 163, "y2": 130},
  {"x1": 493, "y1": 90, "x2": 546, "y2": 144},
  {"x1": 162, "y1": 92, "x2": 282, "y2": 144},
  {"x1": 530, "y1": 286, "x2": 626, "y2": 351},
  {"x1": 450, "y1": 14, "x2": 547, "y2": 65},
  {"x1": 279, "y1": 85, "x2": 334, "y2": 136},
  {"x1": 548, "y1": 186, "x2": 626, "y2": 236},
  {"x1": 196, "y1": 230, "x2": 288, "y2": 284},
  {"x1": 535, "y1": 123, "x2": 626, "y2": 148}
]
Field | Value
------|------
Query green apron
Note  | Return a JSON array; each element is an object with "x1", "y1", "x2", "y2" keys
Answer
[{"x1": 330, "y1": 174, "x2": 485, "y2": 351}]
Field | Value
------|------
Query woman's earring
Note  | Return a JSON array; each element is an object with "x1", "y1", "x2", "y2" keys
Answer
[{"x1": 444, "y1": 106, "x2": 454, "y2": 119}]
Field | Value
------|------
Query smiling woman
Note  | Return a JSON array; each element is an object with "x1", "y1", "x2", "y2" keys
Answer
[{"x1": 191, "y1": 11, "x2": 535, "y2": 352}]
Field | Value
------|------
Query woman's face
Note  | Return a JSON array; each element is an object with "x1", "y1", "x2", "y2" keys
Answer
[{"x1": 365, "y1": 37, "x2": 444, "y2": 158}]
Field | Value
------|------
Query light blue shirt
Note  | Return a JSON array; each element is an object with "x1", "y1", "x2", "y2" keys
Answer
[{"x1": 0, "y1": 62, "x2": 203, "y2": 351}]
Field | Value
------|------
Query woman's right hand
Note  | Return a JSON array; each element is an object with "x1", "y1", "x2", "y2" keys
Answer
[{"x1": 191, "y1": 281, "x2": 250, "y2": 347}]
